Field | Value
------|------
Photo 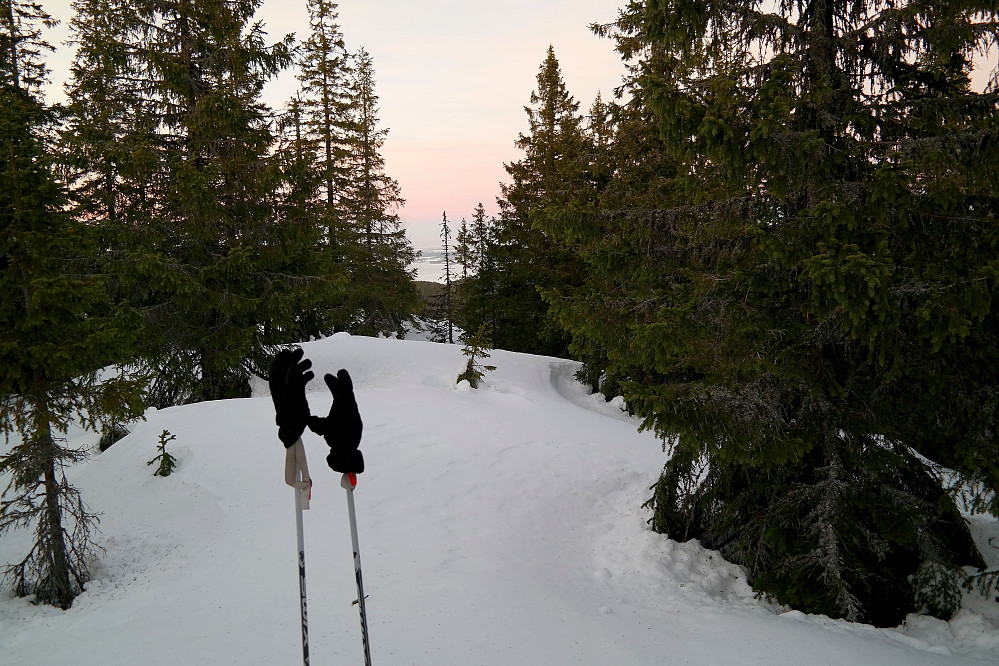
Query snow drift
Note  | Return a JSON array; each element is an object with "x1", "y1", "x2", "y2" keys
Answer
[{"x1": 1, "y1": 333, "x2": 997, "y2": 664}]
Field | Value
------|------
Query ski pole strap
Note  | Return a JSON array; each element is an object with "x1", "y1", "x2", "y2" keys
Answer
[{"x1": 285, "y1": 438, "x2": 312, "y2": 510}]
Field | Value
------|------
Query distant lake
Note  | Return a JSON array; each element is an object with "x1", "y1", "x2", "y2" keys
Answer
[{"x1": 409, "y1": 246, "x2": 448, "y2": 283}]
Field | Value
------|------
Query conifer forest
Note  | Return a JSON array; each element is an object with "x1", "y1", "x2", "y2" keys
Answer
[
  {"x1": 4, "y1": 0, "x2": 999, "y2": 635},
  {"x1": 2, "y1": 0, "x2": 415, "y2": 609}
]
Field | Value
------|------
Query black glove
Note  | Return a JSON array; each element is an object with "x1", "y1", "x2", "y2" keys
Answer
[
  {"x1": 308, "y1": 369, "x2": 364, "y2": 473},
  {"x1": 268, "y1": 348, "x2": 314, "y2": 447}
]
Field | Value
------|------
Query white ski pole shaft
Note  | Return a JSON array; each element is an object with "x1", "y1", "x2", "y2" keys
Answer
[
  {"x1": 342, "y1": 472, "x2": 372, "y2": 666},
  {"x1": 286, "y1": 440, "x2": 312, "y2": 665},
  {"x1": 294, "y1": 464, "x2": 309, "y2": 665}
]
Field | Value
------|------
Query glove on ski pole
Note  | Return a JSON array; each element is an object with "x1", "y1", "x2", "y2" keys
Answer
[
  {"x1": 268, "y1": 349, "x2": 315, "y2": 665},
  {"x1": 269, "y1": 348, "x2": 314, "y2": 447},
  {"x1": 308, "y1": 369, "x2": 364, "y2": 474}
]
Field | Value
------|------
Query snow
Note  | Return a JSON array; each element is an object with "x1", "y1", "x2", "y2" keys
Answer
[{"x1": 2, "y1": 332, "x2": 998, "y2": 665}]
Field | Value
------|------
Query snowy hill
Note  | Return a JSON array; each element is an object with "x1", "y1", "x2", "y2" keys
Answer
[{"x1": 2, "y1": 333, "x2": 998, "y2": 664}]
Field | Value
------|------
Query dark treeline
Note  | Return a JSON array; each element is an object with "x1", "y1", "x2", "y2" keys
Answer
[
  {"x1": 1, "y1": 0, "x2": 415, "y2": 608},
  {"x1": 450, "y1": 1, "x2": 999, "y2": 627}
]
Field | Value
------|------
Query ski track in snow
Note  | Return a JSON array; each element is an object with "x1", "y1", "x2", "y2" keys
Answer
[{"x1": 1, "y1": 332, "x2": 997, "y2": 665}]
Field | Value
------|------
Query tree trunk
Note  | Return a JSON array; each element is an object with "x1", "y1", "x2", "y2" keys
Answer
[
  {"x1": 27, "y1": 404, "x2": 77, "y2": 609},
  {"x1": 41, "y1": 441, "x2": 74, "y2": 609}
]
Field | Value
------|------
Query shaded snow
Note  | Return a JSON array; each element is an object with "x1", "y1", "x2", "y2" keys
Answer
[{"x1": 2, "y1": 333, "x2": 998, "y2": 664}]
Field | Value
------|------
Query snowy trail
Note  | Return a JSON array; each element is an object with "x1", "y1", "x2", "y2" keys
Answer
[{"x1": 2, "y1": 334, "x2": 997, "y2": 664}]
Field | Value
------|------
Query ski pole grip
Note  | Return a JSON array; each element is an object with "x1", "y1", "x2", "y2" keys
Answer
[
  {"x1": 341, "y1": 472, "x2": 357, "y2": 490},
  {"x1": 285, "y1": 438, "x2": 312, "y2": 510}
]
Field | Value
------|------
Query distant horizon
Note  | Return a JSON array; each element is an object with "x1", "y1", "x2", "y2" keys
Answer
[
  {"x1": 406, "y1": 225, "x2": 446, "y2": 251},
  {"x1": 404, "y1": 210, "x2": 496, "y2": 250}
]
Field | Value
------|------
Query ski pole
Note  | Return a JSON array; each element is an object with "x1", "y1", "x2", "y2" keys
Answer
[
  {"x1": 342, "y1": 472, "x2": 372, "y2": 666},
  {"x1": 286, "y1": 439, "x2": 313, "y2": 665}
]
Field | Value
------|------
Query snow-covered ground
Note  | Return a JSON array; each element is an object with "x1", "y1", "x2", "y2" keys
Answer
[{"x1": 2, "y1": 333, "x2": 998, "y2": 664}]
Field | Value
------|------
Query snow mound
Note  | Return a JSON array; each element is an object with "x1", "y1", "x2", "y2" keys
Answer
[{"x1": 2, "y1": 333, "x2": 998, "y2": 665}]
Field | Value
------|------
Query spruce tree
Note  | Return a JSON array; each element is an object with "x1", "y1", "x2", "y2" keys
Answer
[
  {"x1": 0, "y1": 0, "x2": 144, "y2": 609},
  {"x1": 547, "y1": 0, "x2": 999, "y2": 625},
  {"x1": 280, "y1": 0, "x2": 357, "y2": 338},
  {"x1": 337, "y1": 47, "x2": 418, "y2": 336},
  {"x1": 439, "y1": 211, "x2": 454, "y2": 344},
  {"x1": 453, "y1": 217, "x2": 472, "y2": 281},
  {"x1": 456, "y1": 202, "x2": 498, "y2": 336},
  {"x1": 267, "y1": 93, "x2": 347, "y2": 345},
  {"x1": 472, "y1": 203, "x2": 491, "y2": 271},
  {"x1": 61, "y1": 0, "x2": 155, "y2": 229},
  {"x1": 59, "y1": 0, "x2": 164, "y2": 411},
  {"x1": 295, "y1": 0, "x2": 353, "y2": 233},
  {"x1": 487, "y1": 46, "x2": 589, "y2": 357},
  {"x1": 456, "y1": 323, "x2": 496, "y2": 389},
  {"x1": 65, "y1": 0, "x2": 339, "y2": 404},
  {"x1": 544, "y1": 89, "x2": 680, "y2": 396},
  {"x1": 144, "y1": 0, "x2": 295, "y2": 401}
]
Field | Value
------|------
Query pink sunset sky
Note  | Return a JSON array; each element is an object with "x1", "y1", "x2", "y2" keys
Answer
[
  {"x1": 37, "y1": 1, "x2": 998, "y2": 249},
  {"x1": 261, "y1": 0, "x2": 629, "y2": 247},
  {"x1": 39, "y1": 0, "x2": 627, "y2": 248}
]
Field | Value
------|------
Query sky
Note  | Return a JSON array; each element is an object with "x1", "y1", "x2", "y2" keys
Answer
[
  {"x1": 38, "y1": 0, "x2": 629, "y2": 248},
  {"x1": 36, "y1": 1, "x2": 998, "y2": 249}
]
